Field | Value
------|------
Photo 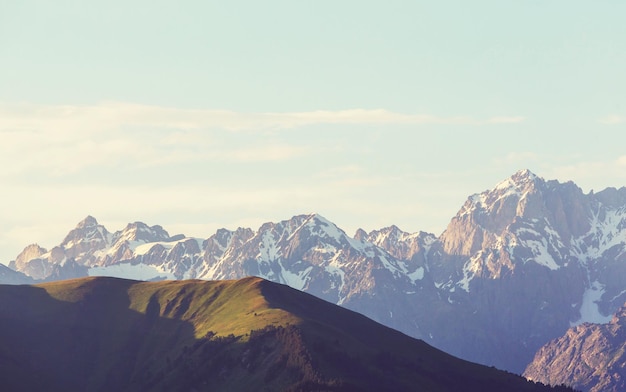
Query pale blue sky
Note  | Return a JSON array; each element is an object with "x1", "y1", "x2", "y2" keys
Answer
[{"x1": 1, "y1": 1, "x2": 625, "y2": 263}]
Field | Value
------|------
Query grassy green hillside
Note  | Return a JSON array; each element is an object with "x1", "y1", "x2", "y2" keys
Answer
[{"x1": 0, "y1": 277, "x2": 572, "y2": 391}]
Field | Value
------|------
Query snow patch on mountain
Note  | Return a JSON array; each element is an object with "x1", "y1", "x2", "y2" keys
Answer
[
  {"x1": 326, "y1": 254, "x2": 347, "y2": 303},
  {"x1": 574, "y1": 208, "x2": 626, "y2": 261},
  {"x1": 277, "y1": 261, "x2": 312, "y2": 290},
  {"x1": 312, "y1": 242, "x2": 338, "y2": 254},
  {"x1": 133, "y1": 238, "x2": 203, "y2": 256},
  {"x1": 458, "y1": 254, "x2": 483, "y2": 292},
  {"x1": 88, "y1": 263, "x2": 175, "y2": 281},
  {"x1": 259, "y1": 231, "x2": 281, "y2": 261},
  {"x1": 378, "y1": 253, "x2": 404, "y2": 277},
  {"x1": 570, "y1": 281, "x2": 613, "y2": 326},
  {"x1": 307, "y1": 214, "x2": 344, "y2": 242},
  {"x1": 464, "y1": 169, "x2": 538, "y2": 218},
  {"x1": 407, "y1": 267, "x2": 424, "y2": 283},
  {"x1": 524, "y1": 238, "x2": 560, "y2": 270}
]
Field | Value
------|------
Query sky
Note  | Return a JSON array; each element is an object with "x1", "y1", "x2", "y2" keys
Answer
[{"x1": 1, "y1": 1, "x2": 625, "y2": 264}]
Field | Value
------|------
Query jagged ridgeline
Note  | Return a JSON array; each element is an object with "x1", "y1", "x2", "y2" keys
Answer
[
  {"x1": 0, "y1": 276, "x2": 571, "y2": 392},
  {"x1": 6, "y1": 169, "x2": 626, "y2": 385}
]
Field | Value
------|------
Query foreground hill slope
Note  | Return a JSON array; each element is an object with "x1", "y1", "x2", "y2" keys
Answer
[
  {"x1": 0, "y1": 277, "x2": 566, "y2": 392},
  {"x1": 524, "y1": 302, "x2": 626, "y2": 392}
]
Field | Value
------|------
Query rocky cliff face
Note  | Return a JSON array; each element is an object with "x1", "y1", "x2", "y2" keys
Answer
[
  {"x1": 7, "y1": 169, "x2": 626, "y2": 380},
  {"x1": 524, "y1": 303, "x2": 626, "y2": 392}
]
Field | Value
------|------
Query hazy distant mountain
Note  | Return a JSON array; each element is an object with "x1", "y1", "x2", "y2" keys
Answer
[
  {"x1": 0, "y1": 276, "x2": 571, "y2": 392},
  {"x1": 0, "y1": 263, "x2": 32, "y2": 285},
  {"x1": 7, "y1": 169, "x2": 626, "y2": 382}
]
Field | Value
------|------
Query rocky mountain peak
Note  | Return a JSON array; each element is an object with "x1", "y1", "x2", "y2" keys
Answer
[
  {"x1": 364, "y1": 225, "x2": 406, "y2": 245},
  {"x1": 495, "y1": 168, "x2": 540, "y2": 190},
  {"x1": 454, "y1": 171, "x2": 544, "y2": 223},
  {"x1": 12, "y1": 244, "x2": 47, "y2": 271},
  {"x1": 8, "y1": 243, "x2": 54, "y2": 280},
  {"x1": 115, "y1": 221, "x2": 171, "y2": 243},
  {"x1": 302, "y1": 213, "x2": 334, "y2": 229},
  {"x1": 16, "y1": 243, "x2": 47, "y2": 260},
  {"x1": 486, "y1": 169, "x2": 543, "y2": 205},
  {"x1": 510, "y1": 168, "x2": 539, "y2": 185},
  {"x1": 76, "y1": 215, "x2": 99, "y2": 229},
  {"x1": 59, "y1": 217, "x2": 112, "y2": 264},
  {"x1": 441, "y1": 170, "x2": 558, "y2": 256},
  {"x1": 358, "y1": 225, "x2": 436, "y2": 262},
  {"x1": 62, "y1": 217, "x2": 109, "y2": 245},
  {"x1": 292, "y1": 213, "x2": 347, "y2": 243},
  {"x1": 354, "y1": 228, "x2": 368, "y2": 241}
]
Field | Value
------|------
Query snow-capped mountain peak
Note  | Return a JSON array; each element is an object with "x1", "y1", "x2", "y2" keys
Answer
[
  {"x1": 469, "y1": 170, "x2": 543, "y2": 213},
  {"x1": 299, "y1": 213, "x2": 349, "y2": 243},
  {"x1": 62, "y1": 216, "x2": 110, "y2": 245},
  {"x1": 358, "y1": 225, "x2": 436, "y2": 263},
  {"x1": 59, "y1": 216, "x2": 112, "y2": 264},
  {"x1": 503, "y1": 168, "x2": 539, "y2": 188},
  {"x1": 76, "y1": 215, "x2": 99, "y2": 229},
  {"x1": 112, "y1": 222, "x2": 171, "y2": 244}
]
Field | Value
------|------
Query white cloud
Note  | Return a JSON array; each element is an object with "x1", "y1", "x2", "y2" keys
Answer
[
  {"x1": 279, "y1": 110, "x2": 523, "y2": 127},
  {"x1": 543, "y1": 158, "x2": 626, "y2": 193},
  {"x1": 599, "y1": 115, "x2": 625, "y2": 125},
  {"x1": 0, "y1": 102, "x2": 525, "y2": 177},
  {"x1": 316, "y1": 165, "x2": 363, "y2": 178},
  {"x1": 487, "y1": 116, "x2": 526, "y2": 124},
  {"x1": 0, "y1": 101, "x2": 524, "y2": 132},
  {"x1": 215, "y1": 144, "x2": 309, "y2": 162}
]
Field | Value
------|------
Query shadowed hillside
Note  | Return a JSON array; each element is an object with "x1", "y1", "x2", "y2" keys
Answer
[{"x1": 0, "y1": 277, "x2": 573, "y2": 391}]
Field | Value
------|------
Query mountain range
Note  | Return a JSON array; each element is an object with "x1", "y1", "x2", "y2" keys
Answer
[
  {"x1": 0, "y1": 276, "x2": 568, "y2": 391},
  {"x1": 6, "y1": 169, "x2": 626, "y2": 390}
]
